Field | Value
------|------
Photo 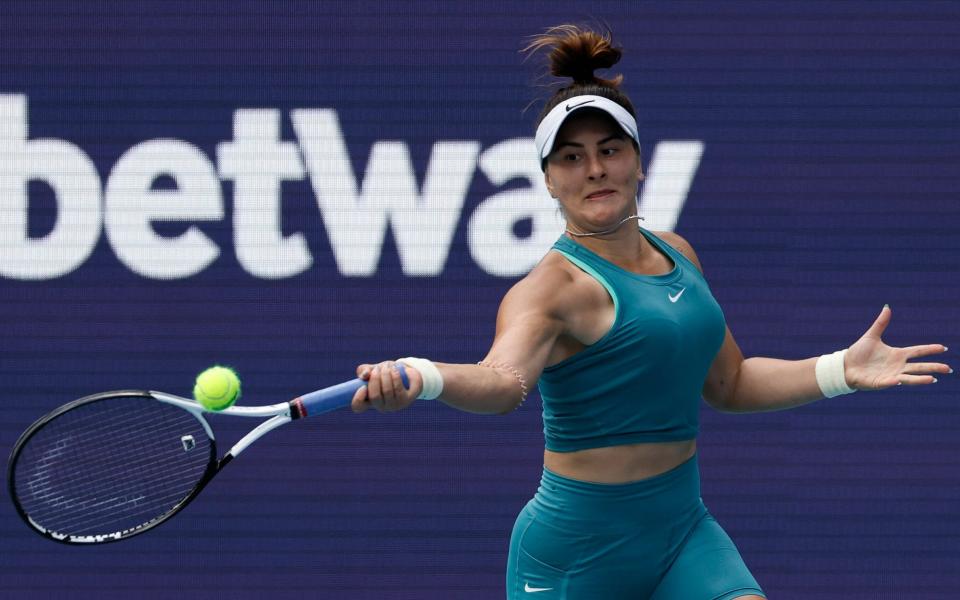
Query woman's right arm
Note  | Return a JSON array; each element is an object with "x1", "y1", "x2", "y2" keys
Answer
[{"x1": 352, "y1": 263, "x2": 572, "y2": 415}]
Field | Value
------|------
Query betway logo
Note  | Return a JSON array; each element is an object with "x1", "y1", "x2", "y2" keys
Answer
[{"x1": 0, "y1": 94, "x2": 703, "y2": 280}]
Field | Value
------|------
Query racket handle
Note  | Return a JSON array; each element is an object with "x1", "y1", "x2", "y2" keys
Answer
[{"x1": 293, "y1": 364, "x2": 409, "y2": 418}]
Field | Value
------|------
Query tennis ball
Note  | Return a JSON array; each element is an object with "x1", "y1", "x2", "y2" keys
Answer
[{"x1": 193, "y1": 366, "x2": 240, "y2": 411}]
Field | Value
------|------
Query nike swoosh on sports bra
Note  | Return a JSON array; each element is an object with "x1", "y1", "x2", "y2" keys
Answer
[{"x1": 538, "y1": 228, "x2": 727, "y2": 452}]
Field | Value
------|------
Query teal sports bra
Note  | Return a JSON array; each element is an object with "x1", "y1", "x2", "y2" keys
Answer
[{"x1": 538, "y1": 228, "x2": 727, "y2": 452}]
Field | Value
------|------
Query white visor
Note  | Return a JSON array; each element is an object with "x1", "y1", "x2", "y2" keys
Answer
[{"x1": 534, "y1": 94, "x2": 639, "y2": 170}]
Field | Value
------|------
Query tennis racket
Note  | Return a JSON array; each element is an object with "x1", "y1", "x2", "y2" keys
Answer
[{"x1": 7, "y1": 366, "x2": 408, "y2": 545}]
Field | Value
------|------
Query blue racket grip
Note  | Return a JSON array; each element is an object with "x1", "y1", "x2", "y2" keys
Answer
[{"x1": 292, "y1": 363, "x2": 409, "y2": 418}]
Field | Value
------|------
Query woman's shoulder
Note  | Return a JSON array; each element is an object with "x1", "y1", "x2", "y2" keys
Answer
[
  {"x1": 500, "y1": 249, "x2": 600, "y2": 319},
  {"x1": 650, "y1": 230, "x2": 704, "y2": 274},
  {"x1": 512, "y1": 250, "x2": 578, "y2": 298}
]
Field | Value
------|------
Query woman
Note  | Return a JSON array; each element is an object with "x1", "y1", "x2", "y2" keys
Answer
[{"x1": 351, "y1": 25, "x2": 951, "y2": 599}]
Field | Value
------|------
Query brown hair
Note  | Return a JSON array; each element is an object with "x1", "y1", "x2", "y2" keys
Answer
[{"x1": 524, "y1": 24, "x2": 637, "y2": 127}]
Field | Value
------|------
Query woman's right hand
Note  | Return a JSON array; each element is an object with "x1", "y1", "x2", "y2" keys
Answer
[{"x1": 351, "y1": 360, "x2": 422, "y2": 413}]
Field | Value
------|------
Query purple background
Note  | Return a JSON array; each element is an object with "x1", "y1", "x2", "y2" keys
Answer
[{"x1": 1, "y1": 1, "x2": 958, "y2": 597}]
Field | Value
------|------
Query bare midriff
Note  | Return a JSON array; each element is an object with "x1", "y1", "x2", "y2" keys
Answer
[{"x1": 543, "y1": 439, "x2": 697, "y2": 484}]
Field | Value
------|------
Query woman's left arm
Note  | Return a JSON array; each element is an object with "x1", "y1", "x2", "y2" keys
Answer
[{"x1": 658, "y1": 231, "x2": 952, "y2": 414}]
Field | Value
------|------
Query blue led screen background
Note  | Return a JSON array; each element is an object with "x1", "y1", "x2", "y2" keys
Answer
[{"x1": 1, "y1": 2, "x2": 958, "y2": 597}]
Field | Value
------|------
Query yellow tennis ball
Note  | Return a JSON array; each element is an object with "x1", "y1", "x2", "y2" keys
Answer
[{"x1": 193, "y1": 366, "x2": 240, "y2": 411}]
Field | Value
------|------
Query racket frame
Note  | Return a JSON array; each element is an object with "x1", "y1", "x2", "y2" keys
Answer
[
  {"x1": 8, "y1": 390, "x2": 293, "y2": 545},
  {"x1": 8, "y1": 366, "x2": 404, "y2": 544}
]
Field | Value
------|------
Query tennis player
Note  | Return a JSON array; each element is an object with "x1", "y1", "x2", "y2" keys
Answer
[{"x1": 351, "y1": 24, "x2": 951, "y2": 599}]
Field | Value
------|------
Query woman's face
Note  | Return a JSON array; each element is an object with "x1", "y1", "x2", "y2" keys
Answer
[{"x1": 543, "y1": 111, "x2": 644, "y2": 233}]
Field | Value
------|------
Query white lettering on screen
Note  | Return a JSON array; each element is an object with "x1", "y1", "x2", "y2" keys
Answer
[{"x1": 0, "y1": 94, "x2": 702, "y2": 280}]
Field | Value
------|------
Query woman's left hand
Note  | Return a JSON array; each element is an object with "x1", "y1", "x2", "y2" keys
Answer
[{"x1": 844, "y1": 305, "x2": 951, "y2": 390}]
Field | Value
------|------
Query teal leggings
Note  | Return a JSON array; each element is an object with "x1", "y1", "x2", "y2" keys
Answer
[{"x1": 506, "y1": 454, "x2": 765, "y2": 599}]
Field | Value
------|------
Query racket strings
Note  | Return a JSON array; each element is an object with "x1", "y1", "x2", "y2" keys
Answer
[
  {"x1": 12, "y1": 396, "x2": 213, "y2": 538},
  {"x1": 19, "y1": 406, "x2": 208, "y2": 527},
  {"x1": 24, "y1": 420, "x2": 203, "y2": 497},
  {"x1": 17, "y1": 403, "x2": 210, "y2": 534},
  {"x1": 26, "y1": 457, "x2": 204, "y2": 533}
]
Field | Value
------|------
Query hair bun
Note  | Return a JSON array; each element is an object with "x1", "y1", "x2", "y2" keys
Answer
[{"x1": 526, "y1": 24, "x2": 624, "y2": 88}]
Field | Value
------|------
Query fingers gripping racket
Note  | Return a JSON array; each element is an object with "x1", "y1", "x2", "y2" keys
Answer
[{"x1": 7, "y1": 366, "x2": 408, "y2": 545}]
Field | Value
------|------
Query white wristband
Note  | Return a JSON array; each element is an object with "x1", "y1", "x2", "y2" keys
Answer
[
  {"x1": 815, "y1": 349, "x2": 857, "y2": 398},
  {"x1": 397, "y1": 357, "x2": 443, "y2": 400}
]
